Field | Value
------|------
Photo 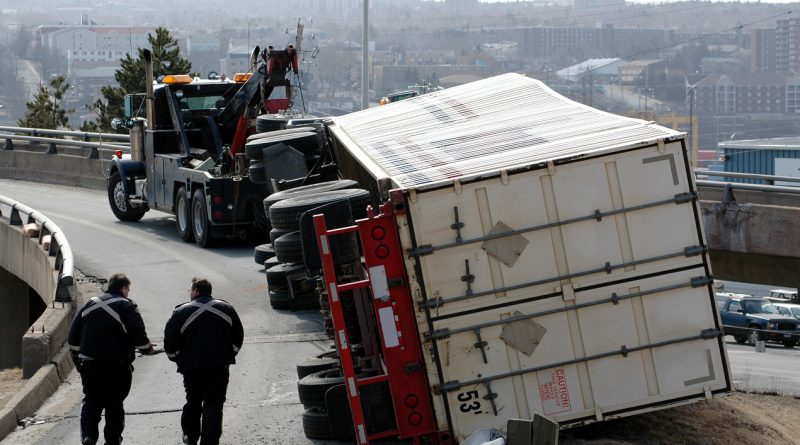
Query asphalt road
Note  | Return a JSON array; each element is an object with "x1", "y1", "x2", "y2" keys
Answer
[
  {"x1": 0, "y1": 179, "x2": 334, "y2": 444},
  {"x1": 724, "y1": 338, "x2": 800, "y2": 396}
]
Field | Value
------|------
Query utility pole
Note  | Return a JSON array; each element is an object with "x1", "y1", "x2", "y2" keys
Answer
[
  {"x1": 688, "y1": 85, "x2": 696, "y2": 166},
  {"x1": 361, "y1": 0, "x2": 369, "y2": 110}
]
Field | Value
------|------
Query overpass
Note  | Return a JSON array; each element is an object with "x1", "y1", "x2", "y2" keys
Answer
[
  {"x1": 0, "y1": 195, "x2": 78, "y2": 438},
  {"x1": 698, "y1": 171, "x2": 800, "y2": 291},
  {"x1": 0, "y1": 126, "x2": 798, "y2": 289}
]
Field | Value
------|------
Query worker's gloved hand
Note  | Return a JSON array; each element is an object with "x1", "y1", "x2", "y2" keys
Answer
[{"x1": 139, "y1": 343, "x2": 164, "y2": 356}]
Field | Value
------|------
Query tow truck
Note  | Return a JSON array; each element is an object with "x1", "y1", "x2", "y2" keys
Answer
[{"x1": 106, "y1": 36, "x2": 328, "y2": 246}]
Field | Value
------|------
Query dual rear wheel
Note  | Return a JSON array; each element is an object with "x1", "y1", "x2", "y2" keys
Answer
[{"x1": 175, "y1": 187, "x2": 214, "y2": 247}]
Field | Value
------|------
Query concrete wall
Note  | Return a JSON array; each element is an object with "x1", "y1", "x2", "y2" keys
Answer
[
  {"x1": 0, "y1": 222, "x2": 58, "y2": 307},
  {"x1": 702, "y1": 200, "x2": 800, "y2": 289},
  {"x1": 0, "y1": 147, "x2": 111, "y2": 190},
  {"x1": 0, "y1": 208, "x2": 77, "y2": 377},
  {"x1": 0, "y1": 269, "x2": 29, "y2": 368}
]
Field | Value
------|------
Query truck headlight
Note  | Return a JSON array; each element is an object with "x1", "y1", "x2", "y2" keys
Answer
[{"x1": 768, "y1": 322, "x2": 777, "y2": 329}]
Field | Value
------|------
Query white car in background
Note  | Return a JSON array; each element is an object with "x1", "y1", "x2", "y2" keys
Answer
[{"x1": 772, "y1": 302, "x2": 800, "y2": 320}]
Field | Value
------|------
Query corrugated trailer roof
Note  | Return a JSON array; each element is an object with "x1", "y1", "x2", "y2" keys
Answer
[{"x1": 330, "y1": 73, "x2": 683, "y2": 190}]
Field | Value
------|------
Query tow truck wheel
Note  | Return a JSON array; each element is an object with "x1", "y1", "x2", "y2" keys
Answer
[
  {"x1": 107, "y1": 171, "x2": 146, "y2": 222},
  {"x1": 191, "y1": 189, "x2": 214, "y2": 247},
  {"x1": 176, "y1": 187, "x2": 194, "y2": 242}
]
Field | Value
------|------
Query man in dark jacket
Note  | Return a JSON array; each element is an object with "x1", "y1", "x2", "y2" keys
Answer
[
  {"x1": 67, "y1": 273, "x2": 155, "y2": 445},
  {"x1": 164, "y1": 277, "x2": 244, "y2": 445}
]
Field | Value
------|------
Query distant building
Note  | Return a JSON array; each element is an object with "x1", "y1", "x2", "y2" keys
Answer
[
  {"x1": 573, "y1": 0, "x2": 624, "y2": 9},
  {"x1": 700, "y1": 57, "x2": 747, "y2": 75},
  {"x1": 66, "y1": 50, "x2": 127, "y2": 107},
  {"x1": 224, "y1": 44, "x2": 252, "y2": 76},
  {"x1": 776, "y1": 18, "x2": 800, "y2": 73},
  {"x1": 40, "y1": 26, "x2": 153, "y2": 55},
  {"x1": 187, "y1": 35, "x2": 221, "y2": 55},
  {"x1": 556, "y1": 58, "x2": 624, "y2": 83},
  {"x1": 718, "y1": 137, "x2": 800, "y2": 181},
  {"x1": 690, "y1": 73, "x2": 793, "y2": 116},
  {"x1": 515, "y1": 25, "x2": 674, "y2": 59},
  {"x1": 751, "y1": 28, "x2": 776, "y2": 73},
  {"x1": 618, "y1": 60, "x2": 665, "y2": 84}
]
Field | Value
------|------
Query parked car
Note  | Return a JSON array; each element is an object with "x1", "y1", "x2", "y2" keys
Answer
[
  {"x1": 719, "y1": 297, "x2": 800, "y2": 348},
  {"x1": 770, "y1": 289, "x2": 799, "y2": 301},
  {"x1": 772, "y1": 302, "x2": 800, "y2": 320}
]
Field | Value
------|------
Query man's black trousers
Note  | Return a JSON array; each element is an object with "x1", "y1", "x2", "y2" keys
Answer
[
  {"x1": 79, "y1": 361, "x2": 133, "y2": 445},
  {"x1": 181, "y1": 367, "x2": 230, "y2": 445}
]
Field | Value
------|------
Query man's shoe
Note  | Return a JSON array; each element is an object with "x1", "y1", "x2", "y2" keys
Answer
[
  {"x1": 81, "y1": 437, "x2": 96, "y2": 445},
  {"x1": 182, "y1": 434, "x2": 197, "y2": 445}
]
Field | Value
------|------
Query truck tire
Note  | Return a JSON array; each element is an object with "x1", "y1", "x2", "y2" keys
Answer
[
  {"x1": 191, "y1": 189, "x2": 214, "y2": 247},
  {"x1": 269, "y1": 286, "x2": 291, "y2": 310},
  {"x1": 270, "y1": 227, "x2": 293, "y2": 244},
  {"x1": 248, "y1": 160, "x2": 267, "y2": 184},
  {"x1": 264, "y1": 256, "x2": 280, "y2": 270},
  {"x1": 783, "y1": 339, "x2": 797, "y2": 349},
  {"x1": 246, "y1": 132, "x2": 320, "y2": 158},
  {"x1": 274, "y1": 231, "x2": 304, "y2": 264},
  {"x1": 248, "y1": 127, "x2": 314, "y2": 143},
  {"x1": 175, "y1": 187, "x2": 194, "y2": 242},
  {"x1": 269, "y1": 189, "x2": 372, "y2": 230},
  {"x1": 263, "y1": 180, "x2": 359, "y2": 219},
  {"x1": 256, "y1": 114, "x2": 289, "y2": 133},
  {"x1": 734, "y1": 336, "x2": 747, "y2": 344},
  {"x1": 253, "y1": 243, "x2": 275, "y2": 265},
  {"x1": 266, "y1": 262, "x2": 306, "y2": 287},
  {"x1": 108, "y1": 171, "x2": 146, "y2": 222},
  {"x1": 298, "y1": 368, "x2": 344, "y2": 408},
  {"x1": 291, "y1": 292, "x2": 321, "y2": 311},
  {"x1": 302, "y1": 407, "x2": 334, "y2": 439},
  {"x1": 296, "y1": 351, "x2": 339, "y2": 379}
]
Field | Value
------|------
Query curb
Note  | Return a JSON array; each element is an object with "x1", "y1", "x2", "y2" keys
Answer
[
  {"x1": 0, "y1": 279, "x2": 98, "y2": 441},
  {"x1": 0, "y1": 408, "x2": 16, "y2": 440}
]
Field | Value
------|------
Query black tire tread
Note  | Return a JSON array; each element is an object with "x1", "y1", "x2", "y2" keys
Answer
[
  {"x1": 269, "y1": 189, "x2": 371, "y2": 230},
  {"x1": 253, "y1": 243, "x2": 275, "y2": 265},
  {"x1": 274, "y1": 231, "x2": 304, "y2": 264},
  {"x1": 297, "y1": 368, "x2": 344, "y2": 407},
  {"x1": 302, "y1": 407, "x2": 334, "y2": 439},
  {"x1": 263, "y1": 180, "x2": 359, "y2": 218}
]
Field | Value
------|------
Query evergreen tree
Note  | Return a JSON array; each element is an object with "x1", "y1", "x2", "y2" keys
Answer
[
  {"x1": 88, "y1": 27, "x2": 192, "y2": 132},
  {"x1": 18, "y1": 75, "x2": 73, "y2": 130}
]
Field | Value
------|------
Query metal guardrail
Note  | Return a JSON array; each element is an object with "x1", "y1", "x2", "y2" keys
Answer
[
  {"x1": 694, "y1": 170, "x2": 800, "y2": 195},
  {"x1": 0, "y1": 194, "x2": 74, "y2": 302},
  {"x1": 0, "y1": 125, "x2": 130, "y2": 159},
  {"x1": 0, "y1": 125, "x2": 129, "y2": 141}
]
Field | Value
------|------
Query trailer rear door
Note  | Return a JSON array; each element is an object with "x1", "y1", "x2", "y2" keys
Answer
[{"x1": 398, "y1": 140, "x2": 730, "y2": 439}]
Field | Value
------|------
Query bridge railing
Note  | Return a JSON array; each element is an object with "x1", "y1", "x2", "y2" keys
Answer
[
  {"x1": 695, "y1": 170, "x2": 800, "y2": 194},
  {"x1": 0, "y1": 125, "x2": 130, "y2": 159},
  {"x1": 0, "y1": 194, "x2": 74, "y2": 303}
]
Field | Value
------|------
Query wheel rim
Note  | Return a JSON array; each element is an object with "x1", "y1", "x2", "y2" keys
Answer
[
  {"x1": 748, "y1": 329, "x2": 759, "y2": 345},
  {"x1": 113, "y1": 180, "x2": 128, "y2": 211},
  {"x1": 193, "y1": 198, "x2": 206, "y2": 238},
  {"x1": 177, "y1": 196, "x2": 188, "y2": 233}
]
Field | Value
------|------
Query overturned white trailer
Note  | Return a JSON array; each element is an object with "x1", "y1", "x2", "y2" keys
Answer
[{"x1": 324, "y1": 73, "x2": 731, "y2": 442}]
